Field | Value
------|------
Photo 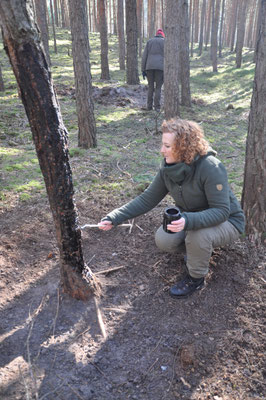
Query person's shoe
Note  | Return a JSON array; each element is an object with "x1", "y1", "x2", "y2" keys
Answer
[{"x1": 170, "y1": 274, "x2": 205, "y2": 298}]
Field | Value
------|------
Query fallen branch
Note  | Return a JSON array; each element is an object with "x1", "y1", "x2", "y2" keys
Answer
[{"x1": 95, "y1": 265, "x2": 126, "y2": 275}]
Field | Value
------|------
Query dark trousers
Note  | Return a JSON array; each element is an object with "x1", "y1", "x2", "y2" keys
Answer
[{"x1": 146, "y1": 70, "x2": 164, "y2": 110}]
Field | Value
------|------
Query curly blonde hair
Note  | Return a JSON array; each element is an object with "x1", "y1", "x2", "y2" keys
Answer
[{"x1": 161, "y1": 118, "x2": 209, "y2": 164}]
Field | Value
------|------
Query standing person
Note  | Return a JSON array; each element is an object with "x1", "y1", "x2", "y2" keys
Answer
[
  {"x1": 98, "y1": 119, "x2": 245, "y2": 298},
  {"x1": 141, "y1": 29, "x2": 165, "y2": 112}
]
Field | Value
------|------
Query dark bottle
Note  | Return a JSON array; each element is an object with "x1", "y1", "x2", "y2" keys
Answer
[{"x1": 163, "y1": 206, "x2": 181, "y2": 234}]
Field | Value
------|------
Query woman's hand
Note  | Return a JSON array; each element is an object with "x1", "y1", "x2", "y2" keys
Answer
[
  {"x1": 98, "y1": 220, "x2": 113, "y2": 231},
  {"x1": 167, "y1": 217, "x2": 186, "y2": 232}
]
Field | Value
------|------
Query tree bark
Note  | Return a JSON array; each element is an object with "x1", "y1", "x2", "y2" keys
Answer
[
  {"x1": 179, "y1": 0, "x2": 191, "y2": 107},
  {"x1": 241, "y1": 0, "x2": 266, "y2": 245},
  {"x1": 230, "y1": 0, "x2": 239, "y2": 52},
  {"x1": 68, "y1": 0, "x2": 97, "y2": 148},
  {"x1": 210, "y1": 0, "x2": 221, "y2": 72},
  {"x1": 164, "y1": 0, "x2": 179, "y2": 119},
  {"x1": 0, "y1": 0, "x2": 100, "y2": 299},
  {"x1": 198, "y1": 0, "x2": 206, "y2": 56},
  {"x1": 218, "y1": 0, "x2": 225, "y2": 57},
  {"x1": 126, "y1": 0, "x2": 140, "y2": 84},
  {"x1": 117, "y1": 0, "x2": 126, "y2": 69},
  {"x1": 204, "y1": 0, "x2": 212, "y2": 50},
  {"x1": 97, "y1": 0, "x2": 110, "y2": 79},
  {"x1": 50, "y1": 0, "x2": 58, "y2": 54},
  {"x1": 35, "y1": 0, "x2": 51, "y2": 66},
  {"x1": 235, "y1": 0, "x2": 249, "y2": 68},
  {"x1": 137, "y1": 0, "x2": 143, "y2": 57}
]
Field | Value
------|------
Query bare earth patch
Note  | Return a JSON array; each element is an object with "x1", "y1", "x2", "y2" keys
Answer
[{"x1": 0, "y1": 199, "x2": 265, "y2": 400}]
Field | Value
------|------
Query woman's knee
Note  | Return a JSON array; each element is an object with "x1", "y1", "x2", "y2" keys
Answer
[{"x1": 155, "y1": 226, "x2": 185, "y2": 253}]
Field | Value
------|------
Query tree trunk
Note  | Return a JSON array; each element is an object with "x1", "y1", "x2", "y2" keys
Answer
[
  {"x1": 61, "y1": 0, "x2": 66, "y2": 27},
  {"x1": 194, "y1": 0, "x2": 199, "y2": 43},
  {"x1": 0, "y1": 63, "x2": 4, "y2": 91},
  {"x1": 190, "y1": 0, "x2": 195, "y2": 56},
  {"x1": 148, "y1": 0, "x2": 156, "y2": 38},
  {"x1": 235, "y1": 0, "x2": 249, "y2": 68},
  {"x1": 113, "y1": 0, "x2": 117, "y2": 34},
  {"x1": 50, "y1": 0, "x2": 57, "y2": 53},
  {"x1": 164, "y1": 0, "x2": 179, "y2": 119},
  {"x1": 230, "y1": 0, "x2": 239, "y2": 52},
  {"x1": 53, "y1": 0, "x2": 59, "y2": 26},
  {"x1": 97, "y1": 0, "x2": 110, "y2": 79},
  {"x1": 117, "y1": 0, "x2": 126, "y2": 70},
  {"x1": 204, "y1": 0, "x2": 212, "y2": 50},
  {"x1": 68, "y1": 0, "x2": 97, "y2": 148},
  {"x1": 137, "y1": 0, "x2": 143, "y2": 57},
  {"x1": 218, "y1": 0, "x2": 225, "y2": 57},
  {"x1": 35, "y1": 0, "x2": 51, "y2": 66},
  {"x1": 210, "y1": 0, "x2": 221, "y2": 72},
  {"x1": 198, "y1": 0, "x2": 206, "y2": 56},
  {"x1": 179, "y1": 0, "x2": 191, "y2": 107},
  {"x1": 0, "y1": 0, "x2": 100, "y2": 300},
  {"x1": 246, "y1": 0, "x2": 256, "y2": 48},
  {"x1": 126, "y1": 0, "x2": 140, "y2": 85},
  {"x1": 241, "y1": 0, "x2": 266, "y2": 245}
]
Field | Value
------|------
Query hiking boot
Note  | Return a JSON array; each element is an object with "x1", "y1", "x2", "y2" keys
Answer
[{"x1": 170, "y1": 274, "x2": 205, "y2": 298}]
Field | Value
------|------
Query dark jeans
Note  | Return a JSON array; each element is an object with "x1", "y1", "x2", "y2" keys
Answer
[{"x1": 146, "y1": 69, "x2": 164, "y2": 110}]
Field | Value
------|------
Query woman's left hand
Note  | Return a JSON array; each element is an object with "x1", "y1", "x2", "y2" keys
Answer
[{"x1": 167, "y1": 217, "x2": 186, "y2": 232}]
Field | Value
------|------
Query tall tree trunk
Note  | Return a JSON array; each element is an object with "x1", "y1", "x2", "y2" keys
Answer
[
  {"x1": 137, "y1": 0, "x2": 143, "y2": 57},
  {"x1": 0, "y1": 0, "x2": 100, "y2": 299},
  {"x1": 35, "y1": 0, "x2": 51, "y2": 66},
  {"x1": 117, "y1": 0, "x2": 126, "y2": 69},
  {"x1": 164, "y1": 0, "x2": 179, "y2": 119},
  {"x1": 113, "y1": 0, "x2": 117, "y2": 34},
  {"x1": 50, "y1": 0, "x2": 57, "y2": 53},
  {"x1": 68, "y1": 0, "x2": 97, "y2": 148},
  {"x1": 210, "y1": 0, "x2": 221, "y2": 72},
  {"x1": 204, "y1": 0, "x2": 212, "y2": 49},
  {"x1": 93, "y1": 0, "x2": 98, "y2": 31},
  {"x1": 230, "y1": 0, "x2": 239, "y2": 52},
  {"x1": 236, "y1": 0, "x2": 249, "y2": 68},
  {"x1": 218, "y1": 0, "x2": 225, "y2": 57},
  {"x1": 61, "y1": 0, "x2": 66, "y2": 27},
  {"x1": 253, "y1": 0, "x2": 262, "y2": 58},
  {"x1": 53, "y1": 0, "x2": 59, "y2": 26},
  {"x1": 194, "y1": 0, "x2": 199, "y2": 43},
  {"x1": 126, "y1": 0, "x2": 140, "y2": 84},
  {"x1": 179, "y1": 0, "x2": 191, "y2": 107},
  {"x1": 190, "y1": 0, "x2": 195, "y2": 56},
  {"x1": 198, "y1": 0, "x2": 206, "y2": 55},
  {"x1": 241, "y1": 0, "x2": 266, "y2": 245},
  {"x1": 98, "y1": 0, "x2": 110, "y2": 79},
  {"x1": 148, "y1": 0, "x2": 156, "y2": 37}
]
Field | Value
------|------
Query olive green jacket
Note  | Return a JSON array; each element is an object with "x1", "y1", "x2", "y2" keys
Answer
[{"x1": 106, "y1": 151, "x2": 245, "y2": 233}]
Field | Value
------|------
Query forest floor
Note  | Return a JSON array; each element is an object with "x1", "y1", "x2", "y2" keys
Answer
[{"x1": 0, "y1": 32, "x2": 266, "y2": 399}]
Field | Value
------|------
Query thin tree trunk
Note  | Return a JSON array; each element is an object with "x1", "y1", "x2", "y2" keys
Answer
[
  {"x1": 179, "y1": 0, "x2": 191, "y2": 107},
  {"x1": 235, "y1": 0, "x2": 249, "y2": 68},
  {"x1": 126, "y1": 0, "x2": 140, "y2": 84},
  {"x1": 199, "y1": 0, "x2": 206, "y2": 55},
  {"x1": 164, "y1": 0, "x2": 179, "y2": 119},
  {"x1": 204, "y1": 0, "x2": 212, "y2": 50},
  {"x1": 98, "y1": 0, "x2": 110, "y2": 79},
  {"x1": 137, "y1": 0, "x2": 143, "y2": 57},
  {"x1": 68, "y1": 0, "x2": 97, "y2": 148},
  {"x1": 117, "y1": 0, "x2": 126, "y2": 69},
  {"x1": 0, "y1": 0, "x2": 100, "y2": 299},
  {"x1": 53, "y1": 0, "x2": 59, "y2": 26},
  {"x1": 113, "y1": 0, "x2": 117, "y2": 34},
  {"x1": 190, "y1": 0, "x2": 195, "y2": 56},
  {"x1": 218, "y1": 0, "x2": 225, "y2": 57},
  {"x1": 194, "y1": 0, "x2": 199, "y2": 43},
  {"x1": 230, "y1": 0, "x2": 239, "y2": 52},
  {"x1": 210, "y1": 0, "x2": 221, "y2": 72},
  {"x1": 50, "y1": 0, "x2": 57, "y2": 53},
  {"x1": 241, "y1": 0, "x2": 266, "y2": 245},
  {"x1": 35, "y1": 0, "x2": 51, "y2": 66}
]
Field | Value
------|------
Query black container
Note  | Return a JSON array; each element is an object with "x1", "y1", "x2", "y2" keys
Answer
[{"x1": 163, "y1": 206, "x2": 181, "y2": 234}]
